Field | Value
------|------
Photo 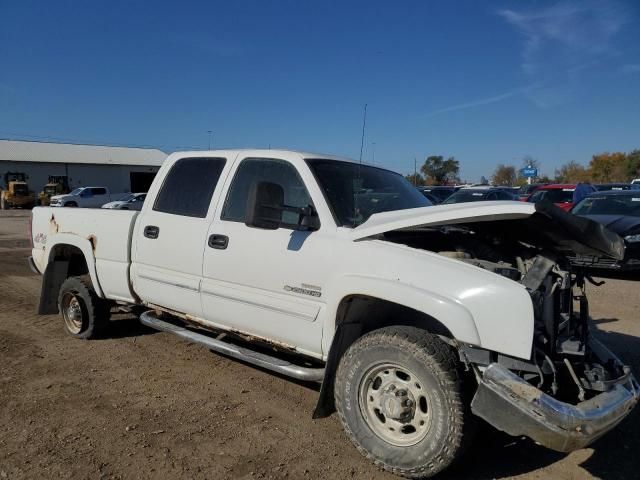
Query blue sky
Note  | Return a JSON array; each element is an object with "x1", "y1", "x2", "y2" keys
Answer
[{"x1": 1, "y1": 0, "x2": 639, "y2": 181}]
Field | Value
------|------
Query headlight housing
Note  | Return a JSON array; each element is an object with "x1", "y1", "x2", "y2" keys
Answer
[{"x1": 624, "y1": 234, "x2": 640, "y2": 243}]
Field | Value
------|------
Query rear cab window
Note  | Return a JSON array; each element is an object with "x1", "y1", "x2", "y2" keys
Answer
[{"x1": 153, "y1": 157, "x2": 227, "y2": 217}]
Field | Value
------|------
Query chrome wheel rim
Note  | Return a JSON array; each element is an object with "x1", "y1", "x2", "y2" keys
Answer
[
  {"x1": 358, "y1": 363, "x2": 432, "y2": 447},
  {"x1": 61, "y1": 292, "x2": 84, "y2": 334}
]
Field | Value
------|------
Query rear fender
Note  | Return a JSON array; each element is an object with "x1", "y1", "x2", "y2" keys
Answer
[{"x1": 44, "y1": 234, "x2": 103, "y2": 297}]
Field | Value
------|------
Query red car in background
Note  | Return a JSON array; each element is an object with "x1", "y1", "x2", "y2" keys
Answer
[{"x1": 526, "y1": 183, "x2": 597, "y2": 211}]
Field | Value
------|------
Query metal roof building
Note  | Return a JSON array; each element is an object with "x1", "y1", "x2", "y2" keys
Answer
[{"x1": 0, "y1": 139, "x2": 167, "y2": 194}]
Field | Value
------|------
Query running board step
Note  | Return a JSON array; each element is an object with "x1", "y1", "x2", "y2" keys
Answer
[{"x1": 140, "y1": 311, "x2": 324, "y2": 382}]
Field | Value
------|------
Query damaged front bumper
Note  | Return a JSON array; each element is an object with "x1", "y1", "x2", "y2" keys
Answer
[{"x1": 471, "y1": 339, "x2": 639, "y2": 452}]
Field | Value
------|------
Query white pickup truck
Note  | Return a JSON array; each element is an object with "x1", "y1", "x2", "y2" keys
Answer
[
  {"x1": 49, "y1": 186, "x2": 122, "y2": 208},
  {"x1": 29, "y1": 150, "x2": 638, "y2": 478}
]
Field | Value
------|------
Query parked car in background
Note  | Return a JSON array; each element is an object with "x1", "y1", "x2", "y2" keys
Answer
[
  {"x1": 443, "y1": 186, "x2": 516, "y2": 204},
  {"x1": 570, "y1": 190, "x2": 640, "y2": 270},
  {"x1": 594, "y1": 183, "x2": 640, "y2": 191},
  {"x1": 526, "y1": 184, "x2": 597, "y2": 211},
  {"x1": 499, "y1": 186, "x2": 521, "y2": 196},
  {"x1": 50, "y1": 186, "x2": 122, "y2": 208},
  {"x1": 417, "y1": 189, "x2": 439, "y2": 204},
  {"x1": 517, "y1": 183, "x2": 547, "y2": 201},
  {"x1": 417, "y1": 186, "x2": 456, "y2": 204},
  {"x1": 102, "y1": 193, "x2": 147, "y2": 211}
]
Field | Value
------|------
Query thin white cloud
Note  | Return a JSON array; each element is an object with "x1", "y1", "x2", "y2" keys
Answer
[
  {"x1": 424, "y1": 84, "x2": 539, "y2": 117},
  {"x1": 498, "y1": 1, "x2": 628, "y2": 75}
]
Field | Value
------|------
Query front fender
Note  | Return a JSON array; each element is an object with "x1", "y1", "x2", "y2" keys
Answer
[
  {"x1": 323, "y1": 270, "x2": 534, "y2": 360},
  {"x1": 323, "y1": 274, "x2": 482, "y2": 352}
]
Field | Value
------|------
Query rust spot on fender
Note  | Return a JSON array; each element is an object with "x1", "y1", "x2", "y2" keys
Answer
[
  {"x1": 49, "y1": 214, "x2": 59, "y2": 234},
  {"x1": 87, "y1": 234, "x2": 97, "y2": 253}
]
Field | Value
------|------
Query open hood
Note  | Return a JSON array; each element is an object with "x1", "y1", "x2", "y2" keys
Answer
[{"x1": 352, "y1": 200, "x2": 625, "y2": 261}]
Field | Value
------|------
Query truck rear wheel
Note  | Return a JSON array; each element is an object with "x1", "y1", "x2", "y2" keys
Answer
[
  {"x1": 58, "y1": 277, "x2": 111, "y2": 339},
  {"x1": 334, "y1": 326, "x2": 468, "y2": 478}
]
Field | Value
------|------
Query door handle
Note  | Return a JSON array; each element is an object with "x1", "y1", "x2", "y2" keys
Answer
[
  {"x1": 144, "y1": 225, "x2": 160, "y2": 239},
  {"x1": 208, "y1": 234, "x2": 229, "y2": 250}
]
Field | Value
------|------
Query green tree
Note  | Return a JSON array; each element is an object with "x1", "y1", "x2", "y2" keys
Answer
[
  {"x1": 625, "y1": 149, "x2": 640, "y2": 180},
  {"x1": 555, "y1": 161, "x2": 590, "y2": 183},
  {"x1": 405, "y1": 173, "x2": 424, "y2": 186},
  {"x1": 420, "y1": 155, "x2": 460, "y2": 184},
  {"x1": 589, "y1": 152, "x2": 627, "y2": 183},
  {"x1": 491, "y1": 164, "x2": 517, "y2": 186}
]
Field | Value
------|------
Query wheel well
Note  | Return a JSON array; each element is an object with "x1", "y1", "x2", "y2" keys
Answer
[
  {"x1": 313, "y1": 295, "x2": 455, "y2": 419},
  {"x1": 50, "y1": 244, "x2": 89, "y2": 276},
  {"x1": 38, "y1": 244, "x2": 91, "y2": 315},
  {"x1": 335, "y1": 294, "x2": 455, "y2": 338}
]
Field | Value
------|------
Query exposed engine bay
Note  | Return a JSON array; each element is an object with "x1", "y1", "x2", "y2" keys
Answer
[{"x1": 381, "y1": 221, "x2": 631, "y2": 406}]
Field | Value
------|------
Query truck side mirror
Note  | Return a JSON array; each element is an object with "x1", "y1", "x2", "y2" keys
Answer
[
  {"x1": 245, "y1": 181, "x2": 320, "y2": 231},
  {"x1": 245, "y1": 181, "x2": 284, "y2": 230}
]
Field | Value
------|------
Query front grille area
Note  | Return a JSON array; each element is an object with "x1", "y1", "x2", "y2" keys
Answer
[{"x1": 568, "y1": 255, "x2": 621, "y2": 269}]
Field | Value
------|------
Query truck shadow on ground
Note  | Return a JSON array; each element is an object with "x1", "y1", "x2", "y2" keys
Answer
[{"x1": 105, "y1": 313, "x2": 159, "y2": 339}]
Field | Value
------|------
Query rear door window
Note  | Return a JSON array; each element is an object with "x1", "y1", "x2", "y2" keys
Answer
[
  {"x1": 154, "y1": 157, "x2": 226, "y2": 218},
  {"x1": 91, "y1": 187, "x2": 107, "y2": 195}
]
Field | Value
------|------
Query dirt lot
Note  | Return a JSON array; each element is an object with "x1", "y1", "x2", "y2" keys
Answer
[{"x1": 1, "y1": 210, "x2": 639, "y2": 479}]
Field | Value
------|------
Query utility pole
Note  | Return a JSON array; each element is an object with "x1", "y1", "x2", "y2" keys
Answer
[
  {"x1": 207, "y1": 130, "x2": 213, "y2": 150},
  {"x1": 414, "y1": 157, "x2": 417, "y2": 186},
  {"x1": 358, "y1": 104, "x2": 368, "y2": 164},
  {"x1": 371, "y1": 142, "x2": 376, "y2": 165}
]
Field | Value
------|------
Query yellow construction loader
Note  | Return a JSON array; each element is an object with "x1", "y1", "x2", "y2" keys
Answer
[
  {"x1": 1, "y1": 172, "x2": 36, "y2": 209},
  {"x1": 39, "y1": 175, "x2": 70, "y2": 206}
]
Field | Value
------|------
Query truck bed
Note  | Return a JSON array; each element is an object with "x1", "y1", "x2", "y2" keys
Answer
[{"x1": 31, "y1": 207, "x2": 139, "y2": 303}]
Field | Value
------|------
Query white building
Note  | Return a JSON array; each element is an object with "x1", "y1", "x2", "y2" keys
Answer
[{"x1": 0, "y1": 139, "x2": 167, "y2": 193}]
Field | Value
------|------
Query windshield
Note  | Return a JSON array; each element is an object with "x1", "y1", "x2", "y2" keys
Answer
[
  {"x1": 13, "y1": 184, "x2": 28, "y2": 195},
  {"x1": 44, "y1": 186, "x2": 57, "y2": 195},
  {"x1": 443, "y1": 190, "x2": 487, "y2": 204},
  {"x1": 528, "y1": 188, "x2": 574, "y2": 204},
  {"x1": 69, "y1": 188, "x2": 83, "y2": 195},
  {"x1": 573, "y1": 195, "x2": 640, "y2": 217},
  {"x1": 307, "y1": 159, "x2": 430, "y2": 227}
]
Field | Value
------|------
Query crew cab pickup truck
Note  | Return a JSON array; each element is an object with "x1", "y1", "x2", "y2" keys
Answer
[
  {"x1": 29, "y1": 150, "x2": 638, "y2": 478},
  {"x1": 49, "y1": 186, "x2": 121, "y2": 208}
]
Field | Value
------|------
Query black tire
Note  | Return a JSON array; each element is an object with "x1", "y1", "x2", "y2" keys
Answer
[
  {"x1": 65, "y1": 202, "x2": 78, "y2": 207},
  {"x1": 334, "y1": 326, "x2": 468, "y2": 478},
  {"x1": 57, "y1": 276, "x2": 111, "y2": 339}
]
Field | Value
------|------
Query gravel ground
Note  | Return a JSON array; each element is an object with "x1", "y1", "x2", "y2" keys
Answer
[{"x1": 1, "y1": 210, "x2": 639, "y2": 479}]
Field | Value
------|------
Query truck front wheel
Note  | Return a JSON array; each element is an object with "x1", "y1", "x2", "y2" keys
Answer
[
  {"x1": 58, "y1": 277, "x2": 111, "y2": 339},
  {"x1": 334, "y1": 326, "x2": 469, "y2": 478}
]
